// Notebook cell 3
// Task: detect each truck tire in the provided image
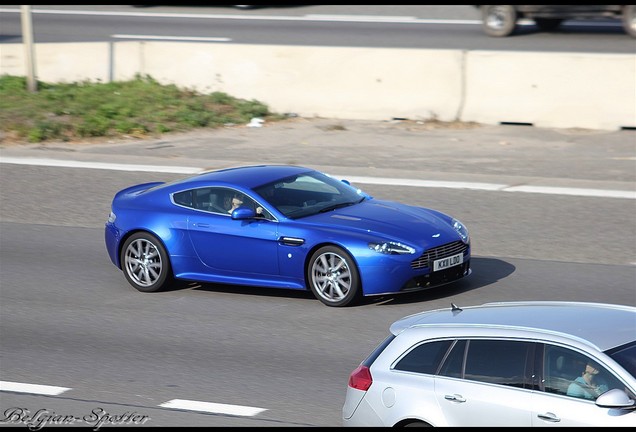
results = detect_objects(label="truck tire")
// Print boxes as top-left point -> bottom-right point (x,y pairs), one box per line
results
623,5 -> 636,38
481,5 -> 518,37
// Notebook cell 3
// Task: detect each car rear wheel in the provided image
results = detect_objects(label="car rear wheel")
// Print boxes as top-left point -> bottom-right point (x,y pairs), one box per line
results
481,5 -> 518,37
307,245 -> 360,307
121,232 -> 173,293
623,5 -> 636,38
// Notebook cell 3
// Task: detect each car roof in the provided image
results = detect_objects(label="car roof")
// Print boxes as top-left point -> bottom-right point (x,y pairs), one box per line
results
174,164 -> 314,189
390,301 -> 636,352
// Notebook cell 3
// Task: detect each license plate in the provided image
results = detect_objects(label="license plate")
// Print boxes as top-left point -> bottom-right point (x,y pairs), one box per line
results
433,253 -> 463,272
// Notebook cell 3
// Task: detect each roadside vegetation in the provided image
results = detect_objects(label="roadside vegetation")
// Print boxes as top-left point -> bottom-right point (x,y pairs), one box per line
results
0,74 -> 285,143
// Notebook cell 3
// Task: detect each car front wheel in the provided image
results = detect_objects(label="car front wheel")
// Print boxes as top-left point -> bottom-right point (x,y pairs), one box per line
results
307,246 -> 360,307
481,5 -> 518,37
121,232 -> 173,292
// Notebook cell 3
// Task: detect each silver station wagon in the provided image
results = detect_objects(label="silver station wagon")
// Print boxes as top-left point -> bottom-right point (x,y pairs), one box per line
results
343,301 -> 636,427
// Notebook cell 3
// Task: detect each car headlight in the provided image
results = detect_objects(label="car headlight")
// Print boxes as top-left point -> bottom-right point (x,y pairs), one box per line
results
368,241 -> 415,255
453,218 -> 469,243
108,211 -> 117,223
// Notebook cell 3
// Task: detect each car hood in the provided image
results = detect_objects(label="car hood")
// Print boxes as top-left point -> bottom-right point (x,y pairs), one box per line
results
304,199 -> 461,245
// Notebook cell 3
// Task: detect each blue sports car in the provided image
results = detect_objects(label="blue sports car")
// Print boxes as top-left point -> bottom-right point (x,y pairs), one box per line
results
105,165 -> 471,307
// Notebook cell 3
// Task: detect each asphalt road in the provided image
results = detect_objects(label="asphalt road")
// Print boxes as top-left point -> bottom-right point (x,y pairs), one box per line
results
1,5 -> 633,52
0,118 -> 635,427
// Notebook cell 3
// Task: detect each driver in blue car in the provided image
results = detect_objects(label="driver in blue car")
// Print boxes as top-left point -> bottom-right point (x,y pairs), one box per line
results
226,193 -> 244,214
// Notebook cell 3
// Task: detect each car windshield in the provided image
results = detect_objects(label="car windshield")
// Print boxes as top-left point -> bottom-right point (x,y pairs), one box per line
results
253,171 -> 367,219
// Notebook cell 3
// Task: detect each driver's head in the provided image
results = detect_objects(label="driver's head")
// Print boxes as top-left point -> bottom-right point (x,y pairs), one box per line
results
232,194 -> 243,206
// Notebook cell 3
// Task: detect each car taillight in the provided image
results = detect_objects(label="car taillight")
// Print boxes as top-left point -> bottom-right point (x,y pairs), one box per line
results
348,365 -> 372,391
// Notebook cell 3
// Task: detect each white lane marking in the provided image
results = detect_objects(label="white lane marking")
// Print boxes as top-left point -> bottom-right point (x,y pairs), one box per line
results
0,157 -> 201,174
344,175 -> 505,191
159,399 -> 267,416
0,380 -> 71,396
346,175 -> 636,199
0,8 -> 480,25
503,185 -> 636,200
305,14 -> 418,21
0,380 -> 265,416
1,157 -> 633,200
111,34 -> 231,42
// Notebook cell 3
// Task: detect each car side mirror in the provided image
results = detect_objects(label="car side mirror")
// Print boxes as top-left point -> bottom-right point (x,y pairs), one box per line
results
231,207 -> 256,220
341,179 -> 373,200
595,388 -> 636,409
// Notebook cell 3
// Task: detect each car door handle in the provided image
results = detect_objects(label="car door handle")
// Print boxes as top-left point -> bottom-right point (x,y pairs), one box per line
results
193,223 -> 209,228
444,394 -> 466,403
537,412 -> 561,423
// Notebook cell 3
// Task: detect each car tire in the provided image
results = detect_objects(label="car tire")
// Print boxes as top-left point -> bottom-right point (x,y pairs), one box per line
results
121,232 -> 173,293
404,421 -> 432,427
534,18 -> 564,32
481,5 -> 518,37
307,245 -> 361,307
623,5 -> 636,38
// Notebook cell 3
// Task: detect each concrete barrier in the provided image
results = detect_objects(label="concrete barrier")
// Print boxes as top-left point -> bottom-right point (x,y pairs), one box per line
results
462,50 -> 636,130
1,41 -> 634,130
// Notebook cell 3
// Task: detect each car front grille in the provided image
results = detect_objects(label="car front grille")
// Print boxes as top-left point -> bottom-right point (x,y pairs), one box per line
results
410,240 -> 469,270
402,260 -> 471,292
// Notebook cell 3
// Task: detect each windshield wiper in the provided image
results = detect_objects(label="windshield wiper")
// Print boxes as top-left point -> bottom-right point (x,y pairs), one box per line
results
319,201 -> 359,213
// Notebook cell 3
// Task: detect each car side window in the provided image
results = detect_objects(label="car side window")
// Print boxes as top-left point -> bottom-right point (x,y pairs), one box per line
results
439,339 -> 467,379
173,189 -> 193,207
220,189 -> 275,220
462,339 -> 533,389
197,187 -> 225,213
393,340 -> 454,374
543,345 -> 624,401
172,187 -> 274,219
173,187 -> 227,213
543,345 -> 588,396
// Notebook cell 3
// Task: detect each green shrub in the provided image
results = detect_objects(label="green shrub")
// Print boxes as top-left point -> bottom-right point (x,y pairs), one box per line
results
0,74 -> 280,143
77,116 -> 111,137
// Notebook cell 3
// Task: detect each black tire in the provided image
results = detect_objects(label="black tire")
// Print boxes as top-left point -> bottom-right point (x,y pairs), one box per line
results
404,421 -> 432,427
307,245 -> 361,307
534,18 -> 563,32
120,232 -> 173,293
623,5 -> 636,38
481,5 -> 518,37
